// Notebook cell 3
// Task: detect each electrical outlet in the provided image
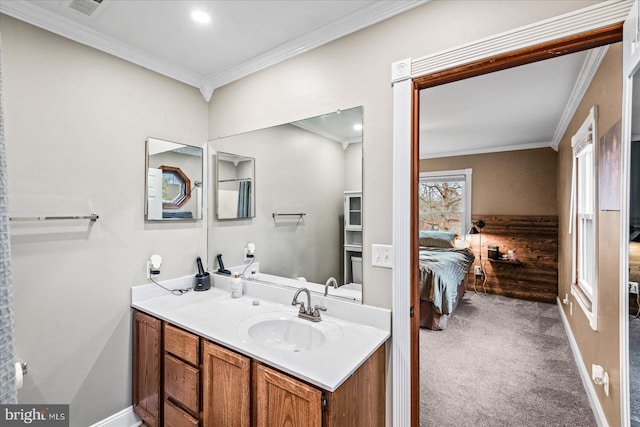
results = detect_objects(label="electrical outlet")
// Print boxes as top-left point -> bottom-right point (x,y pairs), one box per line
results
630,282 -> 639,294
474,266 -> 482,276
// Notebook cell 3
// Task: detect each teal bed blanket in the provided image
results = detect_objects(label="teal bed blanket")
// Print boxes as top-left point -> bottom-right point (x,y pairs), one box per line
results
419,247 -> 475,315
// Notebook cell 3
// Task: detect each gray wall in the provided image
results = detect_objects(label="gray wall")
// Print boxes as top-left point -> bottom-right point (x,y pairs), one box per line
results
1,15 -> 208,427
209,124 -> 349,284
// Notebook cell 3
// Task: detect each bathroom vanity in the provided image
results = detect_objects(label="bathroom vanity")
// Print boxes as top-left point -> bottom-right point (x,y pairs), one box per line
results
131,276 -> 389,426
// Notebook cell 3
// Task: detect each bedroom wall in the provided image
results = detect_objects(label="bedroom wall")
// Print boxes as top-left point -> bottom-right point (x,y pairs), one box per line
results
421,149 -> 559,302
420,148 -> 557,216
1,15 -> 208,427
557,42 -> 622,426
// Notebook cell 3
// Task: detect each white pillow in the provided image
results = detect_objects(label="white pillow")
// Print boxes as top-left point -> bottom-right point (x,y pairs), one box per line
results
454,239 -> 471,249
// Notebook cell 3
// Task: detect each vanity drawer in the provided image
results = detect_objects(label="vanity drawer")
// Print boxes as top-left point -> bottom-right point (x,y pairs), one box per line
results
164,399 -> 199,427
164,323 -> 200,366
164,354 -> 200,415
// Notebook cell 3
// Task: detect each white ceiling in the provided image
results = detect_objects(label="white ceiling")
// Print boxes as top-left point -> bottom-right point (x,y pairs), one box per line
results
420,47 -> 607,158
0,0 -> 426,100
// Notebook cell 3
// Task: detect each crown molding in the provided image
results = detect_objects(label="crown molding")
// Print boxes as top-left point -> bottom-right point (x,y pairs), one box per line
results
409,0 -> 630,80
550,45 -> 609,150
202,1 -> 429,92
0,0 -> 203,88
290,120 -> 363,148
1,0 -> 427,100
420,140 -> 551,160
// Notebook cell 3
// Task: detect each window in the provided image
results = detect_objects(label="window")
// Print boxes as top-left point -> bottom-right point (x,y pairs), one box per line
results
418,169 -> 472,237
570,106 -> 598,330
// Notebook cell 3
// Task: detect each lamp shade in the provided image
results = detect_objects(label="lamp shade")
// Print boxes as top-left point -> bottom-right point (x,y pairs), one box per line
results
468,226 -> 479,235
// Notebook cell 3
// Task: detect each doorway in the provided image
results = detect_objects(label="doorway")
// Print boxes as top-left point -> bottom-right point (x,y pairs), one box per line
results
403,23 -> 624,427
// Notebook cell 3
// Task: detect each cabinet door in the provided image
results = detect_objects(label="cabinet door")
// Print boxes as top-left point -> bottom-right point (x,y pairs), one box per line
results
202,341 -> 250,427
254,362 -> 322,427
344,193 -> 362,230
133,310 -> 161,427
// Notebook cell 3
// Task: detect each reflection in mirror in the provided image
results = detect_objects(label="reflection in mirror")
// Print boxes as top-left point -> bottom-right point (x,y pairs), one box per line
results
629,73 -> 640,426
146,137 -> 203,221
208,106 -> 363,302
216,152 -> 255,219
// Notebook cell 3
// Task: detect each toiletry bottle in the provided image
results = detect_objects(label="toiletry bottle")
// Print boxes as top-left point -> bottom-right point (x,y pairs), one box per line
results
231,272 -> 243,298
250,269 -> 258,280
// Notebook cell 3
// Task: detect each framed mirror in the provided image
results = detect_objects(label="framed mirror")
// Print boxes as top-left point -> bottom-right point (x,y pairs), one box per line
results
208,106 -> 363,302
215,152 -> 256,219
145,137 -> 203,221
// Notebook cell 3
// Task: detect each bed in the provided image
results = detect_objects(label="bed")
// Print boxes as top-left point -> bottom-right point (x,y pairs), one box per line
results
418,231 -> 475,330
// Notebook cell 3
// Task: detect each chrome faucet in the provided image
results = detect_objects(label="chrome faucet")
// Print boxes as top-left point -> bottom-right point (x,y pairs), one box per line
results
324,277 -> 338,297
291,287 -> 326,322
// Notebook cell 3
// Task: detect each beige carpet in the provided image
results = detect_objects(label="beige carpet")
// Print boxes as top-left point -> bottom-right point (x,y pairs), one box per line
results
419,293 -> 595,427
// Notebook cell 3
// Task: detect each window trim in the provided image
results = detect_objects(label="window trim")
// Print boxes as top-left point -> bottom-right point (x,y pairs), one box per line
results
418,168 -> 472,238
569,106 -> 598,331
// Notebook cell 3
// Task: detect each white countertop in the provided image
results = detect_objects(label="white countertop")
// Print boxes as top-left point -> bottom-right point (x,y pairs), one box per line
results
131,275 -> 390,391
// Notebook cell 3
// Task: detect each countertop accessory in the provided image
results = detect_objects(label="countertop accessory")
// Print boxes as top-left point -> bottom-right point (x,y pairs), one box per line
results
216,254 -> 231,275
194,256 -> 210,291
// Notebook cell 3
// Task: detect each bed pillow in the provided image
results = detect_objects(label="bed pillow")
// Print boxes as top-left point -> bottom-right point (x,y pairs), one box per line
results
454,239 -> 471,249
418,231 -> 457,248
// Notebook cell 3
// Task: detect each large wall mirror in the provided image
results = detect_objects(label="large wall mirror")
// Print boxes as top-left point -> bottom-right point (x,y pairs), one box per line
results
208,106 -> 363,302
145,137 -> 203,221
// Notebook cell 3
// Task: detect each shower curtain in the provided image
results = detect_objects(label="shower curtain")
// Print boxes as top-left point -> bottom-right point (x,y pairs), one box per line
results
237,180 -> 251,218
0,35 -> 17,403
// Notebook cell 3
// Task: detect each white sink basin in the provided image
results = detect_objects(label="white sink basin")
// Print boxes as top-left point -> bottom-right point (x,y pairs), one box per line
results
238,312 -> 343,352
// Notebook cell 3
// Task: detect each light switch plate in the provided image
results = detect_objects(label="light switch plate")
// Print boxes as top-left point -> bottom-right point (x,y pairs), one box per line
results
372,244 -> 393,268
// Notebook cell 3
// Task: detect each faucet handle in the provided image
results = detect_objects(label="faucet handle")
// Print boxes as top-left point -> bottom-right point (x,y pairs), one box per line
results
312,305 -> 327,317
295,301 -> 306,313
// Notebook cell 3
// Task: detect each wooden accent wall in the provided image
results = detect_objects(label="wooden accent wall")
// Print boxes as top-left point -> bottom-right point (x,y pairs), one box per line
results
467,215 -> 558,304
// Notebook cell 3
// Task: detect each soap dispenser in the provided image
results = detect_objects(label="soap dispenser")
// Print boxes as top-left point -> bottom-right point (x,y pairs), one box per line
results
231,272 -> 243,298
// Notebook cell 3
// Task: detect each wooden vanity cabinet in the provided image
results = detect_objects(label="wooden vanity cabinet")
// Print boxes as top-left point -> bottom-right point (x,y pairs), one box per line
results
133,310 -> 385,427
133,311 -> 161,427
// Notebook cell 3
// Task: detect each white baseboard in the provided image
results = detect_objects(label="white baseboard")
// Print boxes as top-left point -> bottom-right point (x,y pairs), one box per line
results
89,406 -> 142,427
556,298 -> 608,427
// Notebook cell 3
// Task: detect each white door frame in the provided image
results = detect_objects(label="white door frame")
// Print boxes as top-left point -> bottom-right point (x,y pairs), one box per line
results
390,1 -> 631,424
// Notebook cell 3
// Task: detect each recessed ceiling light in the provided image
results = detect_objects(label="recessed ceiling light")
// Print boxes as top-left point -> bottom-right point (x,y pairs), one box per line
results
191,10 -> 211,24
353,123 -> 363,131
